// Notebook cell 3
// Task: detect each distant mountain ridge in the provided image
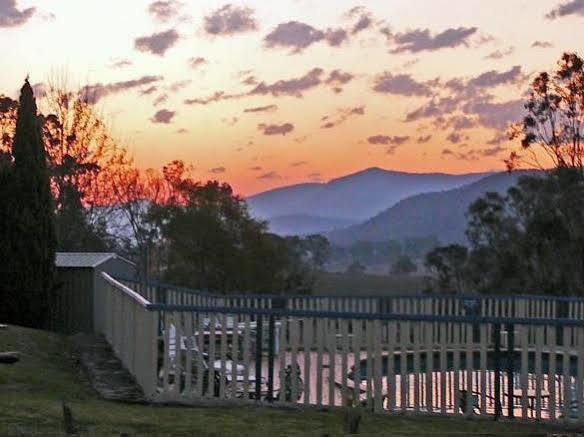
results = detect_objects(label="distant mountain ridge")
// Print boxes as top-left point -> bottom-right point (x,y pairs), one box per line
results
246,167 -> 494,223
327,170 -> 539,246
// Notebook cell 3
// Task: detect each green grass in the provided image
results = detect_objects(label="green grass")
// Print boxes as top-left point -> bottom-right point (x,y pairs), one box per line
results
313,272 -> 427,296
0,325 -> 576,436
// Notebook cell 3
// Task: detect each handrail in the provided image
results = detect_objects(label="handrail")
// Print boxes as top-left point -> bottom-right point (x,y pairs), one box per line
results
114,275 -> 584,303
145,302 -> 584,327
101,272 -> 152,308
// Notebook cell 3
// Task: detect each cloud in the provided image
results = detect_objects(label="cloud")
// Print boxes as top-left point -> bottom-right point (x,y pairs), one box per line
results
446,132 -> 464,144
243,104 -> 278,113
264,21 -> 351,53
487,131 -> 508,145
169,79 -> 191,92
0,0 -> 35,27
532,40 -> 554,48
290,161 -> 307,167
185,68 -> 347,105
467,65 -> 524,88
546,0 -> 584,19
405,97 -> 460,121
462,98 -> 523,130
264,21 -> 325,52
325,28 -> 348,46
148,1 -> 182,22
352,14 -> 372,34
441,115 -> 477,130
257,122 -> 294,136
209,166 -> 226,174
481,146 -> 505,156
140,86 -> 158,96
320,105 -> 365,129
388,27 -> 478,53
249,166 -> 262,171
257,171 -> 281,180
108,58 -> 133,69
417,135 -> 432,143
325,69 -> 354,93
188,57 -> 207,69
373,72 -> 433,97
82,75 -> 163,103
250,68 -> 324,97
484,47 -> 514,59
175,128 -> 188,134
204,4 -> 257,36
184,90 -> 243,105
153,94 -> 168,106
135,29 -> 179,56
150,109 -> 176,124
367,135 -> 410,145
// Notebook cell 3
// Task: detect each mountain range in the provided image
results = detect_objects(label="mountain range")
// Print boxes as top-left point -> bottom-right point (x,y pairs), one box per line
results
246,167 -> 539,245
327,171 -> 536,246
246,167 -> 493,224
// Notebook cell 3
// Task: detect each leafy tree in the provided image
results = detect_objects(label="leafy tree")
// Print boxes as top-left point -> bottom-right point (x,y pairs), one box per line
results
302,234 -> 331,270
508,52 -> 584,173
147,178 -> 313,294
390,255 -> 417,276
2,79 -> 56,328
425,245 -> 469,294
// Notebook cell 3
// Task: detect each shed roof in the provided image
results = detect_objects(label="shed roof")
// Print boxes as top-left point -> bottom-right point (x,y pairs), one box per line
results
55,252 -> 135,268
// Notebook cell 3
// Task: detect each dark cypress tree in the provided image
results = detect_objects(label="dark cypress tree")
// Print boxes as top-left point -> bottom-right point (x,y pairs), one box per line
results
8,78 -> 56,329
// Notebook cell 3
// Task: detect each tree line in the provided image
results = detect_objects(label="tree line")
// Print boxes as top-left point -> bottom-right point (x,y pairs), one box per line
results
0,77 -> 326,328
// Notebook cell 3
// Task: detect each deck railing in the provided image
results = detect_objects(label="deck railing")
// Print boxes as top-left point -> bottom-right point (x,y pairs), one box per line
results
101,273 -> 584,422
116,276 -> 584,320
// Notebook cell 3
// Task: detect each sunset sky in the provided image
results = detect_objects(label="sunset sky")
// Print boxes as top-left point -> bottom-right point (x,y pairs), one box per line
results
1,0 -> 584,195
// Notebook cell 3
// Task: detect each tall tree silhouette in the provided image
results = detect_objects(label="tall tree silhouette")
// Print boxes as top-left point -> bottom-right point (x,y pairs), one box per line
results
9,79 -> 56,328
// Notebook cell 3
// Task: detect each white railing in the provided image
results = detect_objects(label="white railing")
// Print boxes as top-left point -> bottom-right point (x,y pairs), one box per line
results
101,272 -> 158,398
97,275 -> 584,423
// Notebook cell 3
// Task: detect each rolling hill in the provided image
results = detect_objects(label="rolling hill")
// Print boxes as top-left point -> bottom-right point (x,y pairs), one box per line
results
246,167 -> 494,224
327,171 -> 538,246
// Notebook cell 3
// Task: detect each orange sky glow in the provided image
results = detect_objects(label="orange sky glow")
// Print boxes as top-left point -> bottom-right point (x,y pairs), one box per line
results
1,0 -> 583,195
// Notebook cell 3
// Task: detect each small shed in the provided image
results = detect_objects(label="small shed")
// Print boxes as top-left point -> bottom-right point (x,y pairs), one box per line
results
55,252 -> 136,334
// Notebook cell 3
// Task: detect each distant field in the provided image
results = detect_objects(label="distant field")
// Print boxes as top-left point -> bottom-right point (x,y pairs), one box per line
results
0,325 -> 574,436
313,272 -> 427,296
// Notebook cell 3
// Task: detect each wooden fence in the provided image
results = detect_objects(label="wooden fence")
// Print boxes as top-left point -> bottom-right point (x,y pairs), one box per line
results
117,276 -> 584,320
102,274 -> 584,423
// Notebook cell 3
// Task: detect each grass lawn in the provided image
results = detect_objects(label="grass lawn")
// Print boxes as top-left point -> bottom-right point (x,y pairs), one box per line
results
0,325 -> 577,436
313,272 -> 426,296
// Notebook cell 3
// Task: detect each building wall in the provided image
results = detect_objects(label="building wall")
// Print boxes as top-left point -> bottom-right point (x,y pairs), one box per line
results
54,267 -> 94,334
56,256 -> 137,335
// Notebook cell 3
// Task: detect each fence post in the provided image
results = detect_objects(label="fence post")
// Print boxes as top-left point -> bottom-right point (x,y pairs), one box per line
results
268,314 -> 275,401
255,314 -> 263,400
507,322 -> 515,418
493,323 -> 502,420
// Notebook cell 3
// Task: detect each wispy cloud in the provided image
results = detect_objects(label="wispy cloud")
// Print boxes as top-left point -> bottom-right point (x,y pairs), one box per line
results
546,0 -> 584,19
150,108 -> 176,124
387,27 -> 478,53
0,0 -> 36,27
243,104 -> 278,113
204,4 -> 257,36
258,122 -> 294,136
135,29 -> 180,56
82,75 -> 163,103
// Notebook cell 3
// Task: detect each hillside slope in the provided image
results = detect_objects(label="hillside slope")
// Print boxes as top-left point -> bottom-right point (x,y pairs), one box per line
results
328,171 -> 537,246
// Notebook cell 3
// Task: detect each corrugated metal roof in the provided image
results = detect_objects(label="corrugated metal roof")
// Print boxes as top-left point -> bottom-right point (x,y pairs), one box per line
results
55,252 -> 134,268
